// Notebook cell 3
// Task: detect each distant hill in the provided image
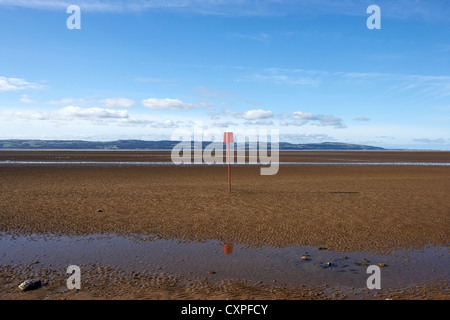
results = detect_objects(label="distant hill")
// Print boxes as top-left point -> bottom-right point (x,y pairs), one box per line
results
278,141 -> 384,150
0,139 -> 384,150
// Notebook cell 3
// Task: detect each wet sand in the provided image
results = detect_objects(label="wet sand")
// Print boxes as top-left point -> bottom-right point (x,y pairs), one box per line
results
0,151 -> 449,300
1,149 -> 449,163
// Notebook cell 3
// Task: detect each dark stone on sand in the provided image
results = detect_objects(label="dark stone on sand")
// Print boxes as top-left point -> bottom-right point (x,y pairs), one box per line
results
355,262 -> 368,266
18,279 -> 41,291
97,209 -> 103,213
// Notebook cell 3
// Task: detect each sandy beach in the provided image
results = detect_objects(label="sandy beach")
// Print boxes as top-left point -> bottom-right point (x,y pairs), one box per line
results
0,151 -> 449,300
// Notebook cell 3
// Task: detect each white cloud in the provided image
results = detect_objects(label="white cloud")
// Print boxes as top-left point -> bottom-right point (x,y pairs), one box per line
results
413,138 -> 446,143
20,94 -> 36,104
207,111 -> 222,120
241,72 -> 319,86
0,76 -> 43,91
280,133 -> 336,144
56,106 -> 129,119
196,86 -> 231,99
47,98 -> 87,105
99,97 -> 135,108
280,120 -> 308,126
221,108 -> 274,122
212,121 -> 237,128
291,111 -> 315,120
117,118 -> 180,128
354,116 -> 370,121
1,110 -> 49,121
48,97 -> 136,108
244,119 -> 274,126
291,111 -> 346,129
141,98 -> 197,110
157,120 -> 178,128
242,109 -> 273,120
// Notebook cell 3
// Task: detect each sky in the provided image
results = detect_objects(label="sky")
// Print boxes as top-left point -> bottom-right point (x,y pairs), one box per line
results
0,0 -> 449,150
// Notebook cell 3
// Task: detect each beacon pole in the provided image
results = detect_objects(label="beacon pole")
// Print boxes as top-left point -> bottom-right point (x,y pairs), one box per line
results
224,132 -> 234,193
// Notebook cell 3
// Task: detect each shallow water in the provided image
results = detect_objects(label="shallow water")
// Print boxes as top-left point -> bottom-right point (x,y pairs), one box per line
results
0,233 -> 448,291
0,161 -> 449,167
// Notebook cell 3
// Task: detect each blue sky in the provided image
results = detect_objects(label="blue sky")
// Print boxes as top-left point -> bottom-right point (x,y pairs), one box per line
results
0,0 -> 449,149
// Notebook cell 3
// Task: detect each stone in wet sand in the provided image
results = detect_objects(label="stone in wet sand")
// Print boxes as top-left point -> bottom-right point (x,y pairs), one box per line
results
18,279 -> 41,291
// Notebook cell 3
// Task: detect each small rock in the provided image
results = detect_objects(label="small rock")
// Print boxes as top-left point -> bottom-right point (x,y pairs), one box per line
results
96,209 -> 103,213
378,263 -> 387,268
326,262 -> 332,267
208,271 -> 216,274
18,279 -> 41,291
300,256 -> 308,260
318,247 -> 328,251
355,262 -> 367,266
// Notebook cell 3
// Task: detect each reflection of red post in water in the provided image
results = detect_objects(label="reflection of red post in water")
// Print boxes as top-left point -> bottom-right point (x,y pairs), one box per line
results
223,243 -> 233,255
223,132 -> 234,193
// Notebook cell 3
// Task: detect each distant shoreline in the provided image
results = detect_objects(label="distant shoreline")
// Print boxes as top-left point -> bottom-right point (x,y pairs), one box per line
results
0,139 -> 385,151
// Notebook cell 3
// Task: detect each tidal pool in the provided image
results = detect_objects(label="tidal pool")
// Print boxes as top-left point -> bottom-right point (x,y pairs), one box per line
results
0,232 -> 448,291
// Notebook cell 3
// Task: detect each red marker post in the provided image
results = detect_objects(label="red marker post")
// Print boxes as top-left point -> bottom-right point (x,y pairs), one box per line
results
223,243 -> 233,255
224,132 -> 234,193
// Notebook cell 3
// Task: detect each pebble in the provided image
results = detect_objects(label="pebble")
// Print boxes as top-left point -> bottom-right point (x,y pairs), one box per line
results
326,262 -> 332,266
378,263 -> 387,268
18,279 -> 41,291
300,256 -> 308,260
97,209 -> 103,213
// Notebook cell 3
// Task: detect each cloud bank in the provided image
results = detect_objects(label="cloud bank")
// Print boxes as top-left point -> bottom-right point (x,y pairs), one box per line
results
0,76 -> 43,91
141,98 -> 197,110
